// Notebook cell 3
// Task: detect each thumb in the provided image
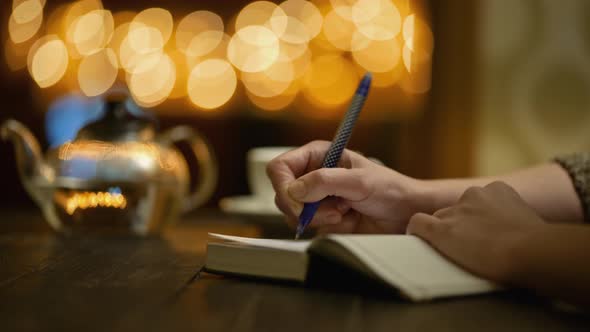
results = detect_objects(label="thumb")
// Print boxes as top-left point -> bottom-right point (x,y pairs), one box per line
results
406,213 -> 443,244
287,168 -> 371,203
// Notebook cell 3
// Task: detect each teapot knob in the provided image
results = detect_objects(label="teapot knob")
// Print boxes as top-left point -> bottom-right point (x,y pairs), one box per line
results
157,126 -> 218,212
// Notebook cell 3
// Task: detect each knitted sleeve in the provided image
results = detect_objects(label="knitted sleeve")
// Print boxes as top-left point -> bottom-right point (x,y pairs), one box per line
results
554,153 -> 590,222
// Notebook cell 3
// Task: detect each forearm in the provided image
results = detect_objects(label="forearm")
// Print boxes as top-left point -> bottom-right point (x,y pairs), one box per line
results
418,163 -> 583,223
507,223 -> 590,307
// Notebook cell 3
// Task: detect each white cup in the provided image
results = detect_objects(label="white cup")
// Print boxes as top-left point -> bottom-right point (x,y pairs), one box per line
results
247,146 -> 294,203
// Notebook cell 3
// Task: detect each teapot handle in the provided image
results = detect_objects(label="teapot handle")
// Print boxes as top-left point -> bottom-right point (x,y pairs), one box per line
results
158,126 -> 218,213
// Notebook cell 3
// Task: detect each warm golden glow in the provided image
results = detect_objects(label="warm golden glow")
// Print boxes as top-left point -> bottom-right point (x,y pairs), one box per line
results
64,0 -> 104,49
70,9 -> 114,56
329,0 -> 356,20
247,80 -> 299,111
167,50 -> 189,99
282,46 -> 311,79
188,59 -> 237,110
352,36 -> 401,73
403,14 -> 434,55
352,0 -> 401,41
242,60 -> 295,98
130,8 -> 174,46
275,0 -> 323,41
8,0 -> 434,112
227,25 -> 280,73
119,25 -> 164,74
5,39 -> 30,70
176,11 -> 224,57
78,48 -> 118,96
8,0 -> 43,44
302,54 -> 358,108
235,1 -> 284,32
321,9 -> 367,51
12,0 -> 43,24
12,0 -> 46,11
65,191 -> 127,215
186,33 -> 231,68
28,36 -> 69,88
362,64 -> 404,87
128,53 -> 176,107
58,140 -> 177,169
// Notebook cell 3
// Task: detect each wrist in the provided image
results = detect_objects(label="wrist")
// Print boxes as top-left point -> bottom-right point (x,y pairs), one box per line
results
411,179 -> 448,214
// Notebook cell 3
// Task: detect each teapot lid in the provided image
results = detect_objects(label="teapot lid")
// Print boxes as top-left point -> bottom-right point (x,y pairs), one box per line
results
75,92 -> 158,141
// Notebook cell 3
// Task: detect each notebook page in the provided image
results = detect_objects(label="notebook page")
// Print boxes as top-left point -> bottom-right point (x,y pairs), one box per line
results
326,235 -> 498,301
208,233 -> 311,252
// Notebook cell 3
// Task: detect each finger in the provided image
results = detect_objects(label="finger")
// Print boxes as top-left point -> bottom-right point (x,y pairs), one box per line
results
485,181 -> 522,200
307,197 -> 351,228
316,211 -> 360,234
433,206 -> 455,218
459,186 -> 485,202
274,194 -> 302,219
266,141 -> 334,193
287,168 -> 372,203
406,213 -> 443,244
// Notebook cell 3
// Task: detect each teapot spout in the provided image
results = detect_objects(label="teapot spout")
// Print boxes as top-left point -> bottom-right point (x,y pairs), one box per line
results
1,120 -> 53,202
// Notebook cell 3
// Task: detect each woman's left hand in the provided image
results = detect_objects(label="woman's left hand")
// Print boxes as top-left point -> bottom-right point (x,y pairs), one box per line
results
407,181 -> 546,283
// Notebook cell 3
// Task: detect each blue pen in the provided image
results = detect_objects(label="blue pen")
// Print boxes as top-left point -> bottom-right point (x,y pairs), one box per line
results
295,72 -> 372,239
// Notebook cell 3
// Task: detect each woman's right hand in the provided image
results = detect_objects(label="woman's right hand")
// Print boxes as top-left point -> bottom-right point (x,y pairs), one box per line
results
266,141 -> 430,234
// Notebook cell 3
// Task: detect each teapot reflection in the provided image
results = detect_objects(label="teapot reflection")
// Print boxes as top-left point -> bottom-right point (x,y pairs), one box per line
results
2,94 -> 218,235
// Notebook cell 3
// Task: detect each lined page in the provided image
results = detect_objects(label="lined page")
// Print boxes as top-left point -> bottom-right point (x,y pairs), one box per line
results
208,233 -> 311,252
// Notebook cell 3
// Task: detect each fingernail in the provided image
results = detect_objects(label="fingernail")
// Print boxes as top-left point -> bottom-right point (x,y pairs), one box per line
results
290,201 -> 303,216
288,180 -> 306,199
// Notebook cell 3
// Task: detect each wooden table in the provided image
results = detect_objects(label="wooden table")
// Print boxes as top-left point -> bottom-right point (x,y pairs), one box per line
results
1,208 -> 588,331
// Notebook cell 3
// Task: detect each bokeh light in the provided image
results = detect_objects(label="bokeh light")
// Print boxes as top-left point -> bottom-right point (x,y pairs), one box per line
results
321,9 -> 367,51
130,8 -> 174,46
128,53 -> 176,107
276,0 -> 324,40
70,9 -> 114,56
188,59 -> 237,110
119,25 -> 164,74
9,0 -> 44,44
235,1 -> 284,32
403,14 -> 434,55
329,0 -> 356,20
352,0 -> 401,41
7,0 -> 433,113
352,36 -> 401,73
302,54 -> 359,108
27,35 -> 69,88
78,48 -> 118,96
247,80 -> 299,111
227,25 -> 280,73
186,33 -> 231,68
176,11 -> 224,57
242,60 -> 295,98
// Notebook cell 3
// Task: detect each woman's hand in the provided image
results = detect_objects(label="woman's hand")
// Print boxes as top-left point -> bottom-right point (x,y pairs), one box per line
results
266,140 -> 429,234
407,181 -> 546,282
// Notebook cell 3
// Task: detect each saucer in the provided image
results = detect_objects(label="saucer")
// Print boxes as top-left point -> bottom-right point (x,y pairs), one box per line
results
219,195 -> 283,223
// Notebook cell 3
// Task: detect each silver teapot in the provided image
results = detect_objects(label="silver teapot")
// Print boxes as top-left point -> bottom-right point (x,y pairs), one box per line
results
1,95 -> 217,235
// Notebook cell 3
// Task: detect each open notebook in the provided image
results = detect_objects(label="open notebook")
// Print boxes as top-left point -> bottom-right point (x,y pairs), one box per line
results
204,233 -> 499,301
